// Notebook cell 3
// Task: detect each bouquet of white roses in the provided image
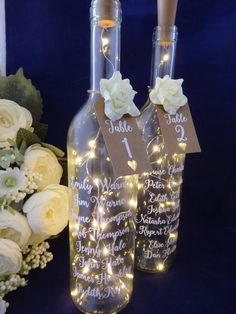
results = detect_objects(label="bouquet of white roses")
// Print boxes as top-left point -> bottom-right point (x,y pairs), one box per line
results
0,69 -> 69,313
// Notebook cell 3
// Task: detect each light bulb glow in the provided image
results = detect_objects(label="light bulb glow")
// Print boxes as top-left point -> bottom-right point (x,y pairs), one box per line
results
90,151 -> 96,159
88,140 -> 96,148
163,54 -> 170,61
157,263 -> 164,271
102,37 -> 109,47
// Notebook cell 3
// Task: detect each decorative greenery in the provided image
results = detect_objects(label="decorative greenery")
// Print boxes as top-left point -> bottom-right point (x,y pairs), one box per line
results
16,128 -> 42,149
0,68 -> 68,313
0,68 -> 43,123
33,122 -> 48,142
41,143 -> 65,158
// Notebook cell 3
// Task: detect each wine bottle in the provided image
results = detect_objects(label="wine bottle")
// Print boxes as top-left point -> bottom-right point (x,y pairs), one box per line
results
67,1 -> 137,312
135,0 -> 185,273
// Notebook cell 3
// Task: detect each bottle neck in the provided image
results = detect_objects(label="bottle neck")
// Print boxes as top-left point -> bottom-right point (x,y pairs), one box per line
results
150,26 -> 178,88
90,1 -> 121,92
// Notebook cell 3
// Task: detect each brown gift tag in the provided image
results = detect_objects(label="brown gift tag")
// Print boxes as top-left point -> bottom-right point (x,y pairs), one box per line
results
94,96 -> 152,178
156,104 -> 201,154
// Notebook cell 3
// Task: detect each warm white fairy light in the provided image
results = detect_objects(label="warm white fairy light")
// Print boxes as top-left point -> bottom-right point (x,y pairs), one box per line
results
107,263 -> 113,275
136,111 -> 185,272
163,54 -> 170,62
89,151 -> 96,159
169,233 -> 176,239
102,37 -> 109,49
129,199 -> 136,207
159,53 -> 170,67
83,265 -> 90,274
68,9 -> 138,310
71,288 -> 78,297
101,222 -> 107,230
88,140 -> 96,148
137,183 -> 142,190
70,133 -> 136,306
75,156 -> 82,166
93,178 -> 99,185
92,219 -> 98,228
179,142 -> 187,150
157,263 -> 164,271
98,206 -> 104,213
103,247 -> 109,255
153,145 -> 160,153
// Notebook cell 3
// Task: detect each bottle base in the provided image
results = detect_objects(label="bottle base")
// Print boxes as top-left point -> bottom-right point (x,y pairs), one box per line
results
71,296 -> 131,314
135,254 -> 176,273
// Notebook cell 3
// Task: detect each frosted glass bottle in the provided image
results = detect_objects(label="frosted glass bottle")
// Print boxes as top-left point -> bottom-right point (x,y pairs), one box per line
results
135,26 -> 185,273
67,1 -> 137,313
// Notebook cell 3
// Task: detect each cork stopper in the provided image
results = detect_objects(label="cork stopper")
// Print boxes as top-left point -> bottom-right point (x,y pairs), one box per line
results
91,0 -> 121,28
157,0 -> 178,44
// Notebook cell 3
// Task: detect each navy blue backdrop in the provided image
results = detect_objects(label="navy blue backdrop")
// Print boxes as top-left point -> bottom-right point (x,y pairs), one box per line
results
5,0 -> 236,313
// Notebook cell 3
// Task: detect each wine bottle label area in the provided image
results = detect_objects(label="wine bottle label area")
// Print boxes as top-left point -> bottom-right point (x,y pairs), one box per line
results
94,96 -> 152,178
69,172 -> 137,302
136,154 -> 184,271
156,104 -> 201,155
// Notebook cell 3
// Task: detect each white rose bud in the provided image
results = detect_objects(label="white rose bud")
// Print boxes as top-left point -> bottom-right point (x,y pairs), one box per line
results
23,184 -> 69,237
0,210 -> 31,248
0,239 -> 22,276
21,145 -> 63,191
0,99 -> 33,148
150,75 -> 188,115
100,71 -> 140,121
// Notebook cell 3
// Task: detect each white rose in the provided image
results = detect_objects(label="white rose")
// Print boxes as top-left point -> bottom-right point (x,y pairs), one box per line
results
23,184 -> 69,237
27,233 -> 48,246
0,298 -> 8,314
150,75 -> 188,115
21,145 -> 63,191
0,239 -> 22,276
100,71 -> 140,121
0,99 -> 33,148
0,210 -> 31,248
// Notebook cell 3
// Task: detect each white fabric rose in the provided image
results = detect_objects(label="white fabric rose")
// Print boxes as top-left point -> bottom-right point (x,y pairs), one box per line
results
27,233 -> 48,246
0,239 -> 22,276
23,184 -> 69,237
100,71 -> 140,121
0,210 -> 31,248
150,75 -> 188,115
0,298 -> 8,314
21,145 -> 63,191
0,99 -> 33,148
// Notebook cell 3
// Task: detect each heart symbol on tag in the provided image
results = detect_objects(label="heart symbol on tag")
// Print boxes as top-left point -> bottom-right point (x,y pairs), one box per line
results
128,160 -> 137,172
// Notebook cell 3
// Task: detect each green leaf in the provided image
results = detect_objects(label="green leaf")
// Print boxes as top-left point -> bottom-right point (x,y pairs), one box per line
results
0,68 -> 43,123
16,128 -> 42,148
0,196 -> 5,206
33,122 -> 48,141
42,143 -> 65,158
19,140 -> 27,155
7,139 -> 16,147
7,205 -> 16,215
0,150 -> 13,169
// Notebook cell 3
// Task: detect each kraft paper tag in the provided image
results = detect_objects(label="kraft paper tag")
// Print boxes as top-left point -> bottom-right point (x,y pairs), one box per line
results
94,96 -> 152,178
156,104 -> 201,154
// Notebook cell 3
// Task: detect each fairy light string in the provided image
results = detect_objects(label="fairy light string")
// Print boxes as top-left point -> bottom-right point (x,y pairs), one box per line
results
68,24 -> 137,307
136,101 -> 185,272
